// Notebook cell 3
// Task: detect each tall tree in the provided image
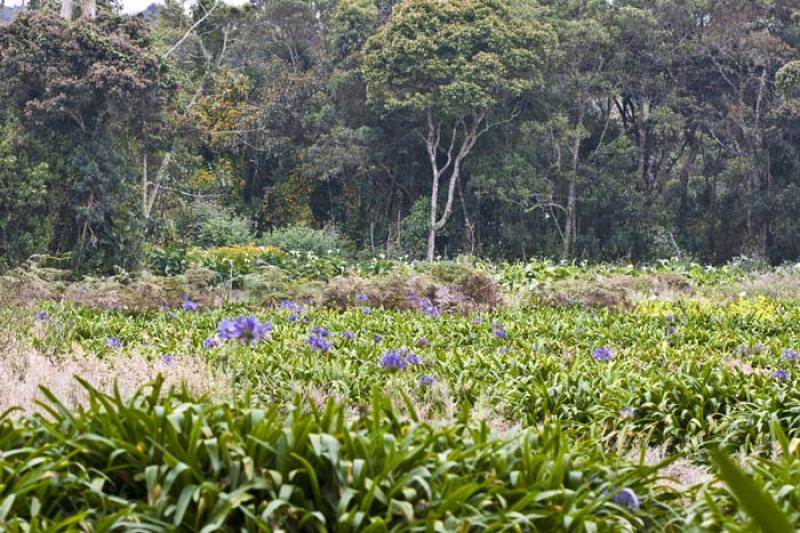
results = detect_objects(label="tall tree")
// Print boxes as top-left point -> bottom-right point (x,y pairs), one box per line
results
363,0 -> 555,260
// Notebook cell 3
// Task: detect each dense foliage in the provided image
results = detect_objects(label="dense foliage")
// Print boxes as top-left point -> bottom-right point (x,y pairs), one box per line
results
0,0 -> 799,272
5,259 -> 800,529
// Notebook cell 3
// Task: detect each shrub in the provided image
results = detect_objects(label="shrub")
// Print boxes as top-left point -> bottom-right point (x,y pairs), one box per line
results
261,224 -> 352,256
190,202 -> 255,247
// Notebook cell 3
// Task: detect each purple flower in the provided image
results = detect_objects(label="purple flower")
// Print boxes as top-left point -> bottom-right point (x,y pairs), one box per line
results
773,369 -> 790,380
373,334 -> 383,343
379,350 -> 408,372
311,326 -> 331,337
288,313 -> 299,322
612,488 -> 640,510
356,292 -> 369,302
620,406 -> 637,420
342,329 -> 356,339
782,348 -> 799,361
665,314 -> 675,323
419,298 -> 440,317
667,326 -> 676,335
418,375 -> 437,387
592,346 -> 613,361
417,337 -> 429,346
361,307 -> 371,315
218,316 -> 273,345
106,337 -> 123,348
734,343 -> 750,356
280,300 -> 302,311
35,310 -> 49,320
494,328 -> 508,339
203,337 -> 220,349
307,334 -> 332,352
181,297 -> 199,311
405,352 -> 422,365
160,305 -> 170,312
160,353 -> 177,366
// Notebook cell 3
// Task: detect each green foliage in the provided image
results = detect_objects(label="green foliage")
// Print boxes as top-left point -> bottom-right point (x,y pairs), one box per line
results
0,379 -> 679,530
191,202 -> 255,248
262,225 -> 352,257
363,0 -> 554,114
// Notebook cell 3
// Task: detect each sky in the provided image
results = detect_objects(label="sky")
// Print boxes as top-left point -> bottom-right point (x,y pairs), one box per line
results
6,0 -> 247,15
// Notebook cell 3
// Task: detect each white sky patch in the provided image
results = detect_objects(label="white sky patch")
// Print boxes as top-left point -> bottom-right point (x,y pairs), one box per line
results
5,0 -> 248,15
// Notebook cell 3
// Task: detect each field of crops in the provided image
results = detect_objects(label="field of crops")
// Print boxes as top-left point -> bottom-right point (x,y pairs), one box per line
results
4,255 -> 800,531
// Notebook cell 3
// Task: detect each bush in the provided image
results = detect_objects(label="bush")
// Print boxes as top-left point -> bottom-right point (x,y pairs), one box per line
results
190,202 -> 255,247
261,225 -> 351,256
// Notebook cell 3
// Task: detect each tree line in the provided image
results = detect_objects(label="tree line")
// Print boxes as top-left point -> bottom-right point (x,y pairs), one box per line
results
1,0 -> 800,271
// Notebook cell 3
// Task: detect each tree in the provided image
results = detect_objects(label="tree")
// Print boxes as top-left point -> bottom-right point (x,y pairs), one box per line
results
363,0 -> 555,260
0,11 -> 173,272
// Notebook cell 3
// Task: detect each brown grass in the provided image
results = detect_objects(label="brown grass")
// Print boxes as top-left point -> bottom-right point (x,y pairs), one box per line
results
0,335 -> 226,415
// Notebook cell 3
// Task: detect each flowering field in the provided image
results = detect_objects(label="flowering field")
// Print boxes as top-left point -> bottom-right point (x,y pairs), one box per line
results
4,260 -> 800,530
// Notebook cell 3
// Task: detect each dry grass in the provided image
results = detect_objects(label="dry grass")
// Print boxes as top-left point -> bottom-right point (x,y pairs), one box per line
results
631,446 -> 715,491
0,334 -> 227,415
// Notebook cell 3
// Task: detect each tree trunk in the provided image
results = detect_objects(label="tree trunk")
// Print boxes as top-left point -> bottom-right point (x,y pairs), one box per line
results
562,111 -> 584,259
60,0 -> 73,20
80,0 -> 96,19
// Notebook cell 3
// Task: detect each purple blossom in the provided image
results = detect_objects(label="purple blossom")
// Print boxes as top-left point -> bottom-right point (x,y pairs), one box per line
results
311,326 -> 331,337
160,353 -> 177,366
373,334 -> 383,343
106,337 -> 123,348
418,375 -> 437,387
665,314 -> 675,323
379,350 -> 408,372
160,305 -> 170,312
773,369 -> 790,380
342,329 -> 356,340
620,406 -> 637,420
419,298 -> 440,317
203,337 -> 221,349
181,297 -> 199,311
35,310 -> 49,320
356,292 -> 369,302
494,328 -> 508,339
592,346 -> 614,361
612,488 -> 640,510
361,307 -> 371,315
782,348 -> 799,361
417,337 -> 429,346
405,352 -> 422,365
280,300 -> 302,311
288,313 -> 299,322
218,316 -> 273,345
307,334 -> 332,352
667,326 -> 676,335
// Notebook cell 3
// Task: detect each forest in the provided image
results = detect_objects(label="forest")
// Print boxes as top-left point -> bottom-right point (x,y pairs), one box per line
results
1,0 -> 800,272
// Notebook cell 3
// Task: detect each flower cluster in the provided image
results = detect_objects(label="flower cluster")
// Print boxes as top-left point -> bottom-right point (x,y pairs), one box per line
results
106,337 -> 123,348
342,329 -> 356,340
419,297 -> 440,317
307,326 -> 333,352
203,337 -> 221,349
611,488 -> 640,510
35,310 -> 49,320
592,346 -> 614,361
181,297 -> 199,311
379,348 -> 422,372
773,369 -> 790,380
218,316 -> 273,345
782,348 -> 798,361
160,353 -> 177,366
494,328 -> 508,339
418,375 -> 437,386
